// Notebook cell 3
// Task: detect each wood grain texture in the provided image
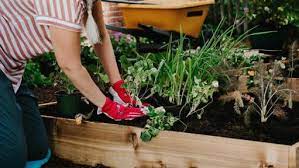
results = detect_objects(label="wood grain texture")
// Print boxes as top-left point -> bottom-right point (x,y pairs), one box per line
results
43,115 -> 296,168
287,78 -> 299,102
289,142 -> 299,168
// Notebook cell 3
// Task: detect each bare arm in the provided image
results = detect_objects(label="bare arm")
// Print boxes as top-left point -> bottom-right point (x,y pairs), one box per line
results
91,1 -> 122,84
49,26 -> 106,107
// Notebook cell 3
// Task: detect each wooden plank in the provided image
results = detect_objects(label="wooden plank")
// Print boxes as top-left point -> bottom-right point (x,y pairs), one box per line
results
39,101 -> 57,108
289,142 -> 299,168
43,115 -> 293,168
287,78 -> 299,102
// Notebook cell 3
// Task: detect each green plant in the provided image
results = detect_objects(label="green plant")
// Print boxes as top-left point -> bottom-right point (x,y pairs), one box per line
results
124,56 -> 160,101
24,60 -> 53,88
188,79 -> 218,117
80,37 -> 110,90
248,0 -> 299,28
226,49 -> 263,69
81,37 -> 100,71
36,52 -> 58,75
124,20 -> 256,117
111,34 -> 138,71
140,106 -> 178,142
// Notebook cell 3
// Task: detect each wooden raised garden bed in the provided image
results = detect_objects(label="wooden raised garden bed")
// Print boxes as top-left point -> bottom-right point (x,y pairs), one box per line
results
42,115 -> 299,168
288,78 -> 299,102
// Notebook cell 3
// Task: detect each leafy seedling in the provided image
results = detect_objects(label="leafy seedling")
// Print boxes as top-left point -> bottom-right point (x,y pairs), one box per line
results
141,106 -> 178,142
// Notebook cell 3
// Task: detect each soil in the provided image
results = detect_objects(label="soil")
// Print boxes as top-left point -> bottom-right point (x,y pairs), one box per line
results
148,95 -> 299,145
33,87 -> 59,104
179,102 -> 299,145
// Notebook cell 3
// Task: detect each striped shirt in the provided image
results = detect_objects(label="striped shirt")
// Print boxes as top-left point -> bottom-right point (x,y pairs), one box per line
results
0,0 -> 86,92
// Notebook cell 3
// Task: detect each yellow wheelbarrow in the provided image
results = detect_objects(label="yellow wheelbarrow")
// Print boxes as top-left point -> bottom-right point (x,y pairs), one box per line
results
103,0 -> 215,52
118,0 -> 215,38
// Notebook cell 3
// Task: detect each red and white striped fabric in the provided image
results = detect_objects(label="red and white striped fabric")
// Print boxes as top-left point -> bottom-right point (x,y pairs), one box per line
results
0,0 -> 86,92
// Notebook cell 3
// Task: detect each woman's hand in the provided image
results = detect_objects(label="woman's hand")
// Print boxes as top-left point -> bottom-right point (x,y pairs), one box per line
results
49,26 -> 106,107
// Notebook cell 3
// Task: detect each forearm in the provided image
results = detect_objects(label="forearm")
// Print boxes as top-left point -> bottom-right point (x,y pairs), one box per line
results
48,9 -> 108,108
92,1 -> 121,84
94,30 -> 114,59
93,30 -> 121,84
62,65 -> 105,107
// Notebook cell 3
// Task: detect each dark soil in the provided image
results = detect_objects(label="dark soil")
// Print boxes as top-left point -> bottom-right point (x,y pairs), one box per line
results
179,102 -> 299,145
43,155 -> 109,168
146,95 -> 299,145
33,87 -> 59,104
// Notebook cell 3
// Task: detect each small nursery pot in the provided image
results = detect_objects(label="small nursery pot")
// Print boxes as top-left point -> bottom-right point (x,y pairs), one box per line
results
55,91 -> 81,118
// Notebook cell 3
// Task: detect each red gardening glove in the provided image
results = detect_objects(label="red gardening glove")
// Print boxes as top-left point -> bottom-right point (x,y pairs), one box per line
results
97,98 -> 146,121
109,80 -> 150,107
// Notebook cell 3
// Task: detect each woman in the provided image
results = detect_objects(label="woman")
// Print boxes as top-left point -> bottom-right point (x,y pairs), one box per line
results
0,0 -> 147,167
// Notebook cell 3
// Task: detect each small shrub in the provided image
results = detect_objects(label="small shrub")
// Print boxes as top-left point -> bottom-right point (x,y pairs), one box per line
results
248,0 -> 299,28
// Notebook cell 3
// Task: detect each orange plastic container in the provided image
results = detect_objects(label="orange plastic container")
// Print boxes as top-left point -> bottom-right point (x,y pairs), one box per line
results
118,0 -> 215,38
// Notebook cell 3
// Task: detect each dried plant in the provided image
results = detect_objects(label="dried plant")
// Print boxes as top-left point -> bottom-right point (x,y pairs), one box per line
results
220,59 -> 295,124
287,40 -> 298,109
246,60 -> 294,123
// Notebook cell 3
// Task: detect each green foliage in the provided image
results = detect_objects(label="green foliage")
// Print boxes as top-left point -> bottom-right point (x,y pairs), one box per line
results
140,106 -> 178,142
24,36 -> 109,90
226,49 -> 263,68
81,37 -> 109,89
124,57 -> 159,99
37,52 -> 56,66
111,34 -> 138,71
52,37 -> 108,94
124,40 -> 222,117
248,0 -> 299,28
24,60 -> 53,88
81,37 -> 100,71
124,20 -> 255,117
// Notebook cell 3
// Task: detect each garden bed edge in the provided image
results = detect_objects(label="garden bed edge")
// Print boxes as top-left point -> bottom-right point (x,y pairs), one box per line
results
42,115 -> 299,168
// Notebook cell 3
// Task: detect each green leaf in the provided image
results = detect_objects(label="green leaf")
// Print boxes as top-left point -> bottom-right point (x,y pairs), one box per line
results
140,130 -> 152,142
149,128 -> 160,137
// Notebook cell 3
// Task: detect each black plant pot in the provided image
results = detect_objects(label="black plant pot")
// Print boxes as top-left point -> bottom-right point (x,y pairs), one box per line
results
55,91 -> 81,118
250,26 -> 287,51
